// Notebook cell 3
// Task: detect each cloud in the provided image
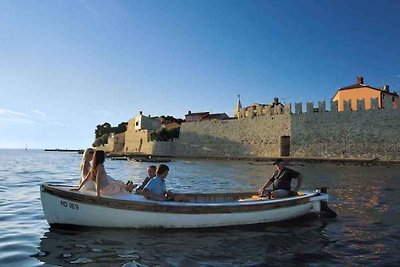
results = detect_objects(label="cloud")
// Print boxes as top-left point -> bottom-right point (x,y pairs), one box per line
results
0,109 -> 34,124
0,108 -> 48,124
0,109 -> 26,117
30,109 -> 47,118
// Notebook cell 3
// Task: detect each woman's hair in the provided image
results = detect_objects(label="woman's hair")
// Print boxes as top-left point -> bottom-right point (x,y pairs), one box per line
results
81,148 -> 94,162
80,148 -> 94,173
89,150 -> 105,178
156,164 -> 169,175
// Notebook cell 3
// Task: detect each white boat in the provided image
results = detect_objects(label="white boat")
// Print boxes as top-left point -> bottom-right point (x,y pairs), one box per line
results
40,184 -> 334,229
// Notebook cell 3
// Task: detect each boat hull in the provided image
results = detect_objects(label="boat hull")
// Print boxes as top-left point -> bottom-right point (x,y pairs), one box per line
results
40,184 -> 326,228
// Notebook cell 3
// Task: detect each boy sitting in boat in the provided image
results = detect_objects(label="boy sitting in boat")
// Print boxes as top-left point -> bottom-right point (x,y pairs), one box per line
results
258,159 -> 303,199
135,165 -> 157,193
139,164 -> 174,201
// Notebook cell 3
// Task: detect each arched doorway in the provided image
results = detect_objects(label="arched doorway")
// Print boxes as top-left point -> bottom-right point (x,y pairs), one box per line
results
280,136 -> 290,156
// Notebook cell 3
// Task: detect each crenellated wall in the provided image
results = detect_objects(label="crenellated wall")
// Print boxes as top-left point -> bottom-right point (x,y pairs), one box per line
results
175,97 -> 400,159
291,102 -> 400,159
293,110 -> 400,159
293,97 -> 394,113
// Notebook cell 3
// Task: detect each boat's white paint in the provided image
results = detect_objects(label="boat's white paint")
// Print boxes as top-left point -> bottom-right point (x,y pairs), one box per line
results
40,186 -> 327,228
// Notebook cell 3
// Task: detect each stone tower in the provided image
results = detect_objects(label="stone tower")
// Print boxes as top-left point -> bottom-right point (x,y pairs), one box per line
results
234,94 -> 242,118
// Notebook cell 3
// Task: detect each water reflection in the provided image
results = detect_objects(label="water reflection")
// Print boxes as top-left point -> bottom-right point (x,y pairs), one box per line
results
34,219 -> 336,267
2,150 -> 400,266
29,161 -> 400,266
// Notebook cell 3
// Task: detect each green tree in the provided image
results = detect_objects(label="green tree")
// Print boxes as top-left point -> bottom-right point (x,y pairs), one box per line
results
113,122 -> 128,134
163,115 -> 184,124
94,122 -> 127,146
95,122 -> 112,138
150,128 -> 180,141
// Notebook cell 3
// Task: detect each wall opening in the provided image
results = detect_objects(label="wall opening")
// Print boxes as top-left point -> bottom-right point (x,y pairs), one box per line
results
138,138 -> 143,152
280,136 -> 290,156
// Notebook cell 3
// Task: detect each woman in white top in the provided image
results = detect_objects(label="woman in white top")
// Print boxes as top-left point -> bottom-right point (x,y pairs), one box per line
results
77,150 -> 136,196
79,148 -> 94,183
78,148 -> 95,191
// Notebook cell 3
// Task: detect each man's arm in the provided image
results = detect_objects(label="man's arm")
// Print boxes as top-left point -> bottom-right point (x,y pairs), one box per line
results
140,188 -> 166,201
136,177 -> 150,193
258,178 -> 273,195
294,174 -> 303,191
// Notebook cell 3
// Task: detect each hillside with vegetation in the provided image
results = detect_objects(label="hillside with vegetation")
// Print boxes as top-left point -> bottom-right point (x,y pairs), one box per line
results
92,116 -> 184,146
93,122 -> 127,147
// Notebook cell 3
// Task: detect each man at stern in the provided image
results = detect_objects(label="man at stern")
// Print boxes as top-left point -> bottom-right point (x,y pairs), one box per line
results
258,159 -> 303,199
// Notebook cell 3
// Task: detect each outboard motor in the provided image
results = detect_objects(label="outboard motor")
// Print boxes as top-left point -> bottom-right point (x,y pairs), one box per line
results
320,187 -> 337,218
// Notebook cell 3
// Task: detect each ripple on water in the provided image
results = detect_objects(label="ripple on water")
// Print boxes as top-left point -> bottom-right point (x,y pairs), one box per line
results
70,257 -> 93,264
0,234 -> 40,266
1,150 -> 400,266
122,262 -> 149,267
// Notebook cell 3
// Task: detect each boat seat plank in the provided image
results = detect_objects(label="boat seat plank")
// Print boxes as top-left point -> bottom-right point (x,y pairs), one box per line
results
239,195 -> 269,202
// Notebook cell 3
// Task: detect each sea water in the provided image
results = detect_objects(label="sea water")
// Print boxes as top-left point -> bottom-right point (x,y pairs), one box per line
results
0,149 -> 399,266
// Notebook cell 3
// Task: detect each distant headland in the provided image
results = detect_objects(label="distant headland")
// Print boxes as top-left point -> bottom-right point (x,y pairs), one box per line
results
44,149 -> 84,154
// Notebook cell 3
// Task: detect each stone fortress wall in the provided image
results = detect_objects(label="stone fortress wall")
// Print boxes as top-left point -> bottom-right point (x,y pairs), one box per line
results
103,95 -> 400,160
175,113 -> 291,157
291,98 -> 400,160
174,97 -> 400,160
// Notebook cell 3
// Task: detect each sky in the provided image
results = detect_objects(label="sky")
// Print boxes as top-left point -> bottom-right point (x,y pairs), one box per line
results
0,0 -> 399,149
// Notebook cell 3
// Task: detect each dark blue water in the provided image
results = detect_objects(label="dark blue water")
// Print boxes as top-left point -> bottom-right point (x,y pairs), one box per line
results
0,149 -> 399,266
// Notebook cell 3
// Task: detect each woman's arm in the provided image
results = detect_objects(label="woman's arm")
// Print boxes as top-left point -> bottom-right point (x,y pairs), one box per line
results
77,176 -> 89,190
74,171 -> 91,191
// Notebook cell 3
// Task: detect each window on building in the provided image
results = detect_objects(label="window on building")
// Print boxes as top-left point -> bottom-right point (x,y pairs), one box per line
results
135,121 -> 139,126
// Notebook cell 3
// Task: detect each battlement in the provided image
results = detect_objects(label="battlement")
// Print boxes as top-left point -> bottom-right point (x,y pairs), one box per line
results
237,97 -> 398,119
292,97 -> 397,114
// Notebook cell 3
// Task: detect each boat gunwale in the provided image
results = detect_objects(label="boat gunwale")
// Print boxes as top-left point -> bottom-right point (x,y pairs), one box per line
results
41,184 -> 319,214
